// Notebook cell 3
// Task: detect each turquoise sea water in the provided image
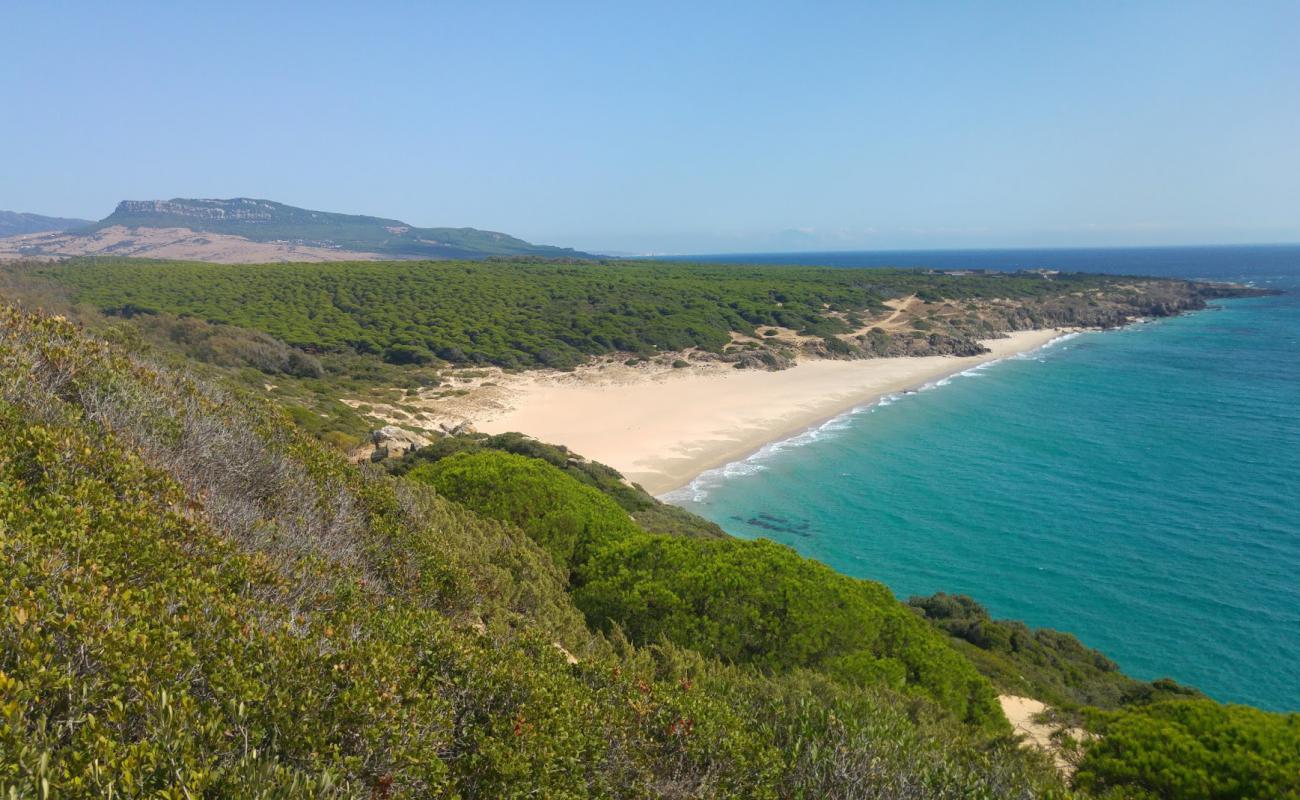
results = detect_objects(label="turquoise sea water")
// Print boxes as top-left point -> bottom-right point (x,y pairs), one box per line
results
667,246 -> 1300,712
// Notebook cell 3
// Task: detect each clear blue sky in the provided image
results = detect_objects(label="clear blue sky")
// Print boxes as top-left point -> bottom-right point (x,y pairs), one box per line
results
5,1 -> 1298,253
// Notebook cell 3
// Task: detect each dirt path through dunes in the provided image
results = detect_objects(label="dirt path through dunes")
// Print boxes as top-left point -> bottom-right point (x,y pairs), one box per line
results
876,294 -> 920,330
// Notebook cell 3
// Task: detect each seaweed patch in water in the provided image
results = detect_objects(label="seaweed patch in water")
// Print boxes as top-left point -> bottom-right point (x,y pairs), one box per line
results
731,512 -> 814,537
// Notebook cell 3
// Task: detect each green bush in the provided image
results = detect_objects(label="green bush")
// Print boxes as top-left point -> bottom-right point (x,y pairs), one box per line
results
393,432 -> 726,539
1075,700 -> 1300,799
910,592 -> 1201,709
575,536 -> 1006,731
408,450 -> 642,568
408,448 -> 1002,728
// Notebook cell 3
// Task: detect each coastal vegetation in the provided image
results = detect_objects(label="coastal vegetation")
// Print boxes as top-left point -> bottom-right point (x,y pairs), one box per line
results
0,304 -> 1065,797
1,260 -> 1295,797
908,593 -> 1202,710
406,450 -> 1002,730
20,256 -> 1256,370
391,431 -> 726,539
2,256 -> 1269,452
1077,700 -> 1300,799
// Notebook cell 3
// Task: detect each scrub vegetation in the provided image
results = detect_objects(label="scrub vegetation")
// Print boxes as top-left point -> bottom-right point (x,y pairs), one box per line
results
26,257 -> 1254,369
0,260 -> 1294,797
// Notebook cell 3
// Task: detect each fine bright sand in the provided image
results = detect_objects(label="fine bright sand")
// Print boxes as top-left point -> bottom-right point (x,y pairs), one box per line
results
471,329 -> 1068,495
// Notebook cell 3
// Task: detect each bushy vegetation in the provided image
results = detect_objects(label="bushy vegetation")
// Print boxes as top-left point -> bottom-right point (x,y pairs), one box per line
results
392,431 -> 726,539
909,593 -> 1201,709
1075,700 -> 1300,799
0,263 -> 447,444
576,536 -> 1005,731
115,310 -> 326,377
409,451 -> 642,568
0,305 -> 1069,798
408,451 -> 1004,730
2,296 -> 1294,798
28,257 -> 1209,369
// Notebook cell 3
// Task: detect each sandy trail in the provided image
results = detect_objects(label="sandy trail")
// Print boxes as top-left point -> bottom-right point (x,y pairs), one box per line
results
999,695 -> 1087,776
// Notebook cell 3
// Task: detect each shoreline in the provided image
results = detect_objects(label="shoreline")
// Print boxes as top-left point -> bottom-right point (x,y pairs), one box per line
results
642,328 -> 1074,496
656,329 -> 1085,500
461,327 -> 1074,495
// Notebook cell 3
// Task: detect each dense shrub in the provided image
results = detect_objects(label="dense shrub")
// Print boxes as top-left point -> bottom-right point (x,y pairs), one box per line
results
910,593 -> 1201,709
1075,700 -> 1300,799
409,450 -> 1004,730
393,432 -> 726,538
126,312 -> 326,377
575,536 -> 1005,731
408,450 -> 642,568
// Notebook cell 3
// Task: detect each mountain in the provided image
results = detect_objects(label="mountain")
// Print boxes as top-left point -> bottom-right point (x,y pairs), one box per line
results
0,197 -> 591,262
0,210 -> 93,236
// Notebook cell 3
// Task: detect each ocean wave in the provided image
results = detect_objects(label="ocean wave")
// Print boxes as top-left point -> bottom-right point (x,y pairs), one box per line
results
660,404 -> 876,503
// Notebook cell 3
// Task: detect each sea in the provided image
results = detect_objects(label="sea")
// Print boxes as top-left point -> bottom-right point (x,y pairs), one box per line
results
662,245 -> 1300,712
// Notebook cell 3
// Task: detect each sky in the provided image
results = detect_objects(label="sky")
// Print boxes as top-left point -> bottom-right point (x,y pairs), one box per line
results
4,1 -> 1299,254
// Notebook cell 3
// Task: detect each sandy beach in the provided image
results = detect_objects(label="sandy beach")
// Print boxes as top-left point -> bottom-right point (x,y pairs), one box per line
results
414,328 -> 1069,495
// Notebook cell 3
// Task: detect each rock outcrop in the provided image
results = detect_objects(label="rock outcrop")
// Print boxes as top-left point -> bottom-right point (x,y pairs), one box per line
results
350,425 -> 433,462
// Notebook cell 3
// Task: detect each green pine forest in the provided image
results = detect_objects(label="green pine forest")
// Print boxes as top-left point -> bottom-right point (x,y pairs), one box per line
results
1,257 -> 1296,798
23,257 -> 1248,369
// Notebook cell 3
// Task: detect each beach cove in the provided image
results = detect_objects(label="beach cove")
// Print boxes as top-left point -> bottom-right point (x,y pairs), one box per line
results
405,328 -> 1067,495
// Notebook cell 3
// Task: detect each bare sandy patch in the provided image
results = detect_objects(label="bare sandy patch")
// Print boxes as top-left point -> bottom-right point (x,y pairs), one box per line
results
0,226 -> 389,263
1000,695 -> 1089,777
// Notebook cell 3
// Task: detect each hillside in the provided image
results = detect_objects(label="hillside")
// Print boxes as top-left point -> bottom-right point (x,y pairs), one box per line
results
0,303 -> 1062,798
2,291 -> 1298,797
0,210 -> 92,237
0,198 -> 590,262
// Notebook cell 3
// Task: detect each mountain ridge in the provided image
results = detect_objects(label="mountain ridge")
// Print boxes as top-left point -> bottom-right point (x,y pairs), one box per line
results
0,197 -> 591,262
0,210 -> 93,236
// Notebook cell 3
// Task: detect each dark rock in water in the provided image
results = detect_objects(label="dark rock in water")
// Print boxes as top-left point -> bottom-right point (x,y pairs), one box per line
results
745,512 -> 813,537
